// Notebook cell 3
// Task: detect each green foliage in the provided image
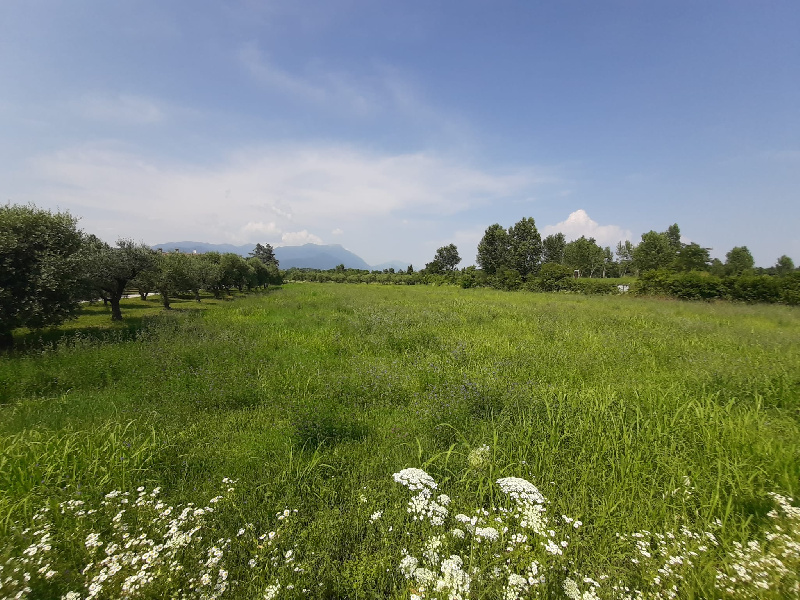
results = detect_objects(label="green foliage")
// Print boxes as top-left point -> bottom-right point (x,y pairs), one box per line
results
82,238 -> 156,320
615,240 -> 635,276
725,246 -> 755,276
542,233 -> 566,265
774,255 -> 795,276
431,243 -> 461,272
0,204 -> 84,346
673,242 -> 711,272
563,236 -> 605,277
533,263 -> 575,292
507,217 -> 542,277
633,230 -> 673,273
249,242 -> 279,269
476,224 -> 510,275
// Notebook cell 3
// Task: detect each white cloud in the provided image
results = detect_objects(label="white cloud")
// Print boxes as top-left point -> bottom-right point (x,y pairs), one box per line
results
75,93 -> 164,124
18,141 -> 551,264
280,230 -> 323,245
542,209 -> 632,247
331,228 -> 343,235
238,42 -> 375,115
242,221 -> 281,236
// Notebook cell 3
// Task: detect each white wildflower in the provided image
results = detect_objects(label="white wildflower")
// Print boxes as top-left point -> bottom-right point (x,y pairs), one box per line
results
393,468 -> 438,491
496,477 -> 546,504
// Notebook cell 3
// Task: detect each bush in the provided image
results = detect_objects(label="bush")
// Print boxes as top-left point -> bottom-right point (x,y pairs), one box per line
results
534,264 -> 575,292
572,279 -> 620,295
780,272 -> 800,305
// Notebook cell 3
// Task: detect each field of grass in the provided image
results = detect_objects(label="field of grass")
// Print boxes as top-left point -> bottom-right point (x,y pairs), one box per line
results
2,284 -> 799,599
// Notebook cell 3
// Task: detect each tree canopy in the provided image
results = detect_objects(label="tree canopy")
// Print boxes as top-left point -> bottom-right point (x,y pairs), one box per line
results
0,204 -> 85,348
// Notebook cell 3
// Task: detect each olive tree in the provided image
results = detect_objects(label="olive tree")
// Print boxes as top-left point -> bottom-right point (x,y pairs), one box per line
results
82,238 -> 157,321
0,204 -> 84,348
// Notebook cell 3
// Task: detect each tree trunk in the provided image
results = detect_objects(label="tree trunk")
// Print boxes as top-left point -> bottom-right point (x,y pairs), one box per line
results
161,290 -> 171,310
110,296 -> 123,321
0,330 -> 13,351
139,292 -> 148,300
194,289 -> 201,303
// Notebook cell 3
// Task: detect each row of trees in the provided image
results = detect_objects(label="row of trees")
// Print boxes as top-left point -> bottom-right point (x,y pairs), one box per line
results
1,205 -> 280,348
420,219 -> 795,284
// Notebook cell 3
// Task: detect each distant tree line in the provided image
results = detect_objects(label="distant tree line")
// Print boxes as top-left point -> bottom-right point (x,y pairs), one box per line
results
3,204 -> 798,348
1,204 -> 281,349
284,217 -> 799,304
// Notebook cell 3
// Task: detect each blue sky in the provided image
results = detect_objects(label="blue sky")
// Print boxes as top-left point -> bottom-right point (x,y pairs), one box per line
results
2,1 -> 798,268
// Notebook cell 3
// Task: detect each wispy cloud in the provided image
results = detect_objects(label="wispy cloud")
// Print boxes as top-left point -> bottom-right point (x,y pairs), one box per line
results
22,141 -> 548,250
74,93 -> 165,124
542,209 -> 632,247
238,42 -> 376,115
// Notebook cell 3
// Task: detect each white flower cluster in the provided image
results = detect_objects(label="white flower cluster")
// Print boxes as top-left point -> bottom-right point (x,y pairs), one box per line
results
393,468 -> 438,491
715,492 -> 800,597
391,468 -> 578,599
496,477 -> 546,505
1,479 -> 308,600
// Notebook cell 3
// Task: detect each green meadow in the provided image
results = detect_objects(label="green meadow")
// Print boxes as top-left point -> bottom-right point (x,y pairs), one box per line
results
2,285 -> 799,599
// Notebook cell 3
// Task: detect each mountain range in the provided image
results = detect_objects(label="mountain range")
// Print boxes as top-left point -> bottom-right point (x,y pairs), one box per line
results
151,242 -> 409,272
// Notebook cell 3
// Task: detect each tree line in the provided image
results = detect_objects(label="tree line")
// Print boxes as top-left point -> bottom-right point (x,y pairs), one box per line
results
1,205 -> 280,348
3,204 -> 798,347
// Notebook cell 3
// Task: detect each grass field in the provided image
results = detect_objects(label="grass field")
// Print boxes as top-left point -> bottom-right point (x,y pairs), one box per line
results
2,285 -> 799,599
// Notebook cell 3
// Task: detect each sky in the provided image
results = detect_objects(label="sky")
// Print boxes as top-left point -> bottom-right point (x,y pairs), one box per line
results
1,1 -> 798,268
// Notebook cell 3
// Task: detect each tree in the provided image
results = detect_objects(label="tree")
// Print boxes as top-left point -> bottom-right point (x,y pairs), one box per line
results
83,238 -> 157,321
542,233 -> 566,265
725,246 -> 755,276
665,223 -> 682,253
250,243 -> 279,269
507,217 -> 542,277
633,231 -> 673,272
432,243 -> 461,272
674,243 -> 711,272
616,240 -> 635,276
0,204 -> 84,348
476,224 -> 510,275
155,252 -> 200,309
246,256 -> 276,289
774,255 -> 795,276
563,236 -> 605,277
219,253 -> 252,292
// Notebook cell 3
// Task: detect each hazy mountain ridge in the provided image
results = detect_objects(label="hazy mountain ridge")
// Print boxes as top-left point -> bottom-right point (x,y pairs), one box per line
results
151,242 -> 407,271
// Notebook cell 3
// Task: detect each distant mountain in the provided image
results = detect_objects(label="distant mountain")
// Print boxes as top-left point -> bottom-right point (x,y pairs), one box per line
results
274,244 -> 371,270
151,241 -> 399,271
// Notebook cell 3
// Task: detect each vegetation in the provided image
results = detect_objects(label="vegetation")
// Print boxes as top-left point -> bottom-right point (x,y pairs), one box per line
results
0,205 -> 84,349
2,284 -> 799,598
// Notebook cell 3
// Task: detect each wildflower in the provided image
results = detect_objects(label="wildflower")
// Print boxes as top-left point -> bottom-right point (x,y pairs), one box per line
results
564,578 -> 581,600
399,554 -> 419,578
496,477 -> 546,504
393,468 -> 438,491
475,526 -> 499,541
370,511 -> 383,523
468,445 -> 491,469
263,583 -> 281,599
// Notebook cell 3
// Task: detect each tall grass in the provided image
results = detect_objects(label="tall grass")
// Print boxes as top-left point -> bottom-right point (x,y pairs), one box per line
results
1,286 -> 799,598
